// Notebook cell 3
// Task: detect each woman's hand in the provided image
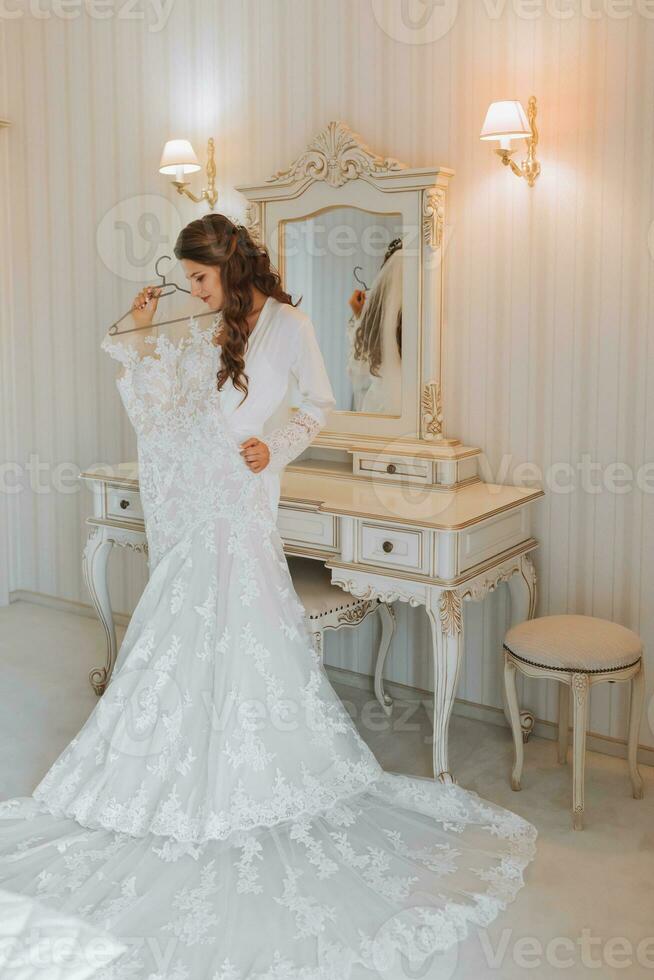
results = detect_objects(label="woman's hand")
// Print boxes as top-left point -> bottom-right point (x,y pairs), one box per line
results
349,289 -> 366,317
240,437 -> 270,473
131,286 -> 162,329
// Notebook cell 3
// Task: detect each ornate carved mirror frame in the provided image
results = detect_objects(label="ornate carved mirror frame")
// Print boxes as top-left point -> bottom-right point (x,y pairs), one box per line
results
236,121 -> 457,453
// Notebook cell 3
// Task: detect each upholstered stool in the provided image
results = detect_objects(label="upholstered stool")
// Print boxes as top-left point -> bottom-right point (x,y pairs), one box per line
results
503,614 -> 645,830
288,556 -> 395,709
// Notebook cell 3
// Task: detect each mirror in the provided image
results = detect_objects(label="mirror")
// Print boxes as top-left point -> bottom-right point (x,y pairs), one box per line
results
236,120 -> 454,443
281,207 -> 404,415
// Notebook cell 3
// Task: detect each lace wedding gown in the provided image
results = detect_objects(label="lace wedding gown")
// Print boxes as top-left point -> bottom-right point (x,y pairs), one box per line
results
0,318 -> 537,979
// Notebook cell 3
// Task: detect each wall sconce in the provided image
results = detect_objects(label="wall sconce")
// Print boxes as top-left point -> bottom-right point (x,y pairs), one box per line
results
159,137 -> 218,210
480,97 -> 541,187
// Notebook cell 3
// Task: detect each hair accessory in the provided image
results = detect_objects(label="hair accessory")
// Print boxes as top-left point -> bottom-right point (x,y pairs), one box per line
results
384,237 -> 403,262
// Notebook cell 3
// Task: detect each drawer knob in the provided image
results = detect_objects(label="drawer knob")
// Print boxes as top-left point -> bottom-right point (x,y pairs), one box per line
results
386,463 -> 397,474
382,540 -> 394,553
119,499 -> 130,510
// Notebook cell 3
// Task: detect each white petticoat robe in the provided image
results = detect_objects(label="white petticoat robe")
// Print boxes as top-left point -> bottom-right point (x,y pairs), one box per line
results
0,313 -> 537,980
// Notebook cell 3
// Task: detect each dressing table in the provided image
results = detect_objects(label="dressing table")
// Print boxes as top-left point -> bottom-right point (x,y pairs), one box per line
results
82,122 -> 543,783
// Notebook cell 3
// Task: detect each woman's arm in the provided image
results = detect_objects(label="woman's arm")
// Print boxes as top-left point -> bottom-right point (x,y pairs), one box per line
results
265,317 -> 336,474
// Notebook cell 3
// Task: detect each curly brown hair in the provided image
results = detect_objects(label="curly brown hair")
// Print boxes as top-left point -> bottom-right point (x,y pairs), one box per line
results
174,214 -> 296,404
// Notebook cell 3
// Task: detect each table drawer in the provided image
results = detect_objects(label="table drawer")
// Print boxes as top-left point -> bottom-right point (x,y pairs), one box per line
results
277,506 -> 338,551
353,453 -> 432,484
106,486 -> 144,523
358,522 -> 426,573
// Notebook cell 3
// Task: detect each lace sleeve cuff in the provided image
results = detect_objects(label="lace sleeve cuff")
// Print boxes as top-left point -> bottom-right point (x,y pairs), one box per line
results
265,410 -> 322,474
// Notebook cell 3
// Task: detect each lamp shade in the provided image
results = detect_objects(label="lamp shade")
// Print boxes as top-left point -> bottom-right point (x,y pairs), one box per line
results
479,101 -> 530,141
159,139 -> 202,175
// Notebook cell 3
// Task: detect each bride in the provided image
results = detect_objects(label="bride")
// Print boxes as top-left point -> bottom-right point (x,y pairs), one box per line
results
0,214 -> 536,979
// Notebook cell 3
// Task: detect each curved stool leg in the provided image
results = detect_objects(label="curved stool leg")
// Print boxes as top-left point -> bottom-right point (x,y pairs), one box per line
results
628,662 -> 645,800
571,673 -> 589,830
374,603 -> 396,715
558,681 -> 570,765
503,652 -> 524,791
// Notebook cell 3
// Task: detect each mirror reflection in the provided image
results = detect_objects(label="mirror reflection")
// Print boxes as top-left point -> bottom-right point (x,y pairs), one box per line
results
281,208 -> 403,414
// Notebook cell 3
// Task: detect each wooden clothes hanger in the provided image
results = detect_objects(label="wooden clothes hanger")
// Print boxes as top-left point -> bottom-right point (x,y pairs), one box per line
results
107,255 -> 219,336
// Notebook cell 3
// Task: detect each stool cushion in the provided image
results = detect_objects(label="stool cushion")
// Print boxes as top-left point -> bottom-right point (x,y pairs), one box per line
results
504,614 -> 642,673
288,556 -> 370,621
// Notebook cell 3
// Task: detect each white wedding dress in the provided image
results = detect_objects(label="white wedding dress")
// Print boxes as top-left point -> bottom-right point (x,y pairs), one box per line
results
0,317 -> 537,980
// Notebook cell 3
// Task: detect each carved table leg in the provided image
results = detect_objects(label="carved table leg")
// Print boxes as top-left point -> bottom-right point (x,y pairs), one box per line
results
82,525 -> 117,696
506,554 -> 537,742
425,588 -> 464,784
374,602 -> 396,715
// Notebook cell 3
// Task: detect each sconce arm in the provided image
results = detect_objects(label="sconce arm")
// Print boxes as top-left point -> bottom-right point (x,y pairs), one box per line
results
495,151 -> 526,179
172,182 -> 218,208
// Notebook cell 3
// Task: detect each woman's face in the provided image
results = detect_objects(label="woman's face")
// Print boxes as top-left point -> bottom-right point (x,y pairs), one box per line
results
182,259 -> 224,311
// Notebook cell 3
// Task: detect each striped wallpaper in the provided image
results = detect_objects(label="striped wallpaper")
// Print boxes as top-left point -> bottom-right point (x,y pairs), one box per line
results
0,0 -> 652,752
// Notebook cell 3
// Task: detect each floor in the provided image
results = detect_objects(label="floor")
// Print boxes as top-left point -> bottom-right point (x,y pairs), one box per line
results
1,599 -> 653,979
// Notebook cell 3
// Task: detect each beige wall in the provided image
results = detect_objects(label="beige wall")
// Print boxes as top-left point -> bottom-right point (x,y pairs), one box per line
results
1,0 -> 653,750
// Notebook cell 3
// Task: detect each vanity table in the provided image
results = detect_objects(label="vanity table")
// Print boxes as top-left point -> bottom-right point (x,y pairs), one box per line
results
84,122 -> 544,783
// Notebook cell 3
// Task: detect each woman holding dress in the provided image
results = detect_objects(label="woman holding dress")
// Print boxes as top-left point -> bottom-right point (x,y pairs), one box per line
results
0,212 -> 536,979
132,213 -> 336,517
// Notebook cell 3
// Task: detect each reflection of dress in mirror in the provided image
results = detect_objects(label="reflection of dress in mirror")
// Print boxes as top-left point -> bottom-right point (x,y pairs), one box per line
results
346,242 -> 402,415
